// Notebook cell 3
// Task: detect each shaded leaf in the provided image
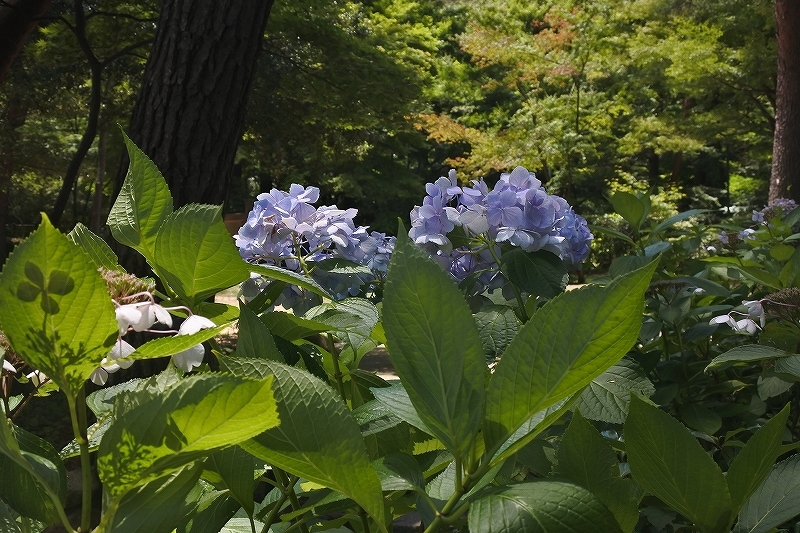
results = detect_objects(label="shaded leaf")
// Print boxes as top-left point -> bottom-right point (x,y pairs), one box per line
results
625,396 -> 732,533
382,233 -> 485,460
468,481 -> 623,533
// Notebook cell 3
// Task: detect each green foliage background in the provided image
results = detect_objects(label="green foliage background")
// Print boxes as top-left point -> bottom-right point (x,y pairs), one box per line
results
1,0 -> 777,259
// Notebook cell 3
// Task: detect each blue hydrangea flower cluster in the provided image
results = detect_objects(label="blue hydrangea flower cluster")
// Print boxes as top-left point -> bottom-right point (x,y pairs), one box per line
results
409,167 -> 592,293
235,184 -> 395,308
752,198 -> 797,224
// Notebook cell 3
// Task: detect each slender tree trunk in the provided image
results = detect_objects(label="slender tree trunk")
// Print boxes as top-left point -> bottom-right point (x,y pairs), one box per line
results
0,94 -> 27,261
116,0 -> 276,209
0,0 -> 52,85
49,0 -> 102,227
90,121 -> 108,233
769,0 -> 800,203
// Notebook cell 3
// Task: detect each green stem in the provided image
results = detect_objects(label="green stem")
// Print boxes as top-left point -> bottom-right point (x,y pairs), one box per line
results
273,468 -> 310,533
421,457 -> 494,533
483,238 -> 529,322
260,476 -> 293,533
327,332 -> 346,400
358,506 -> 371,533
67,386 -> 91,533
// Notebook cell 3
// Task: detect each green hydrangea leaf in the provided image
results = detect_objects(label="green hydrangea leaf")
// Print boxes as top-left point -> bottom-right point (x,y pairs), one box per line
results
468,481 -> 622,533
382,233 -> 485,461
0,215 -> 118,394
222,357 -> 386,530
154,204 -> 250,306
107,131 -> 174,262
484,260 -> 656,454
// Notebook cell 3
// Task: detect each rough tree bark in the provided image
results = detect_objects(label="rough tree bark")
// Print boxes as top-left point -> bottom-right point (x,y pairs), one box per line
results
769,0 -> 800,203
117,0 -> 276,208
0,0 -> 52,85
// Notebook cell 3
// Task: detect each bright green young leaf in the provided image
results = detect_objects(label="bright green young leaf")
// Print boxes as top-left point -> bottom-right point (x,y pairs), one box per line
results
222,357 -> 386,529
484,261 -> 656,454
650,209 -> 709,235
67,222 -> 122,271
468,481 -> 623,533
575,358 -> 655,424
127,322 -> 232,362
557,413 -> 640,533
249,263 -> 331,300
259,311 -> 331,341
107,463 -> 204,533
500,249 -> 568,298
727,404 -> 790,512
97,373 -> 278,499
625,395 -> 732,533
107,131 -> 174,262
0,215 -> 118,394
153,204 -> 250,305
609,191 -> 647,231
382,233 -> 485,461
236,304 -> 283,361
206,446 -> 259,519
706,346 -> 792,372
770,243 -> 795,262
0,418 -> 67,524
735,454 -> 800,533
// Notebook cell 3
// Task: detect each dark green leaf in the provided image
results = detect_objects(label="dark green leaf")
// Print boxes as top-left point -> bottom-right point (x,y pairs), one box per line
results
625,396 -> 732,533
484,261 -> 656,455
0,418 -> 67,524
575,358 -> 655,424
382,234 -> 485,460
727,404 -> 790,512
222,358 -> 385,527
501,249 -> 568,298
468,482 -> 623,533
109,463 -> 203,533
706,346 -> 792,372
735,454 -> 800,533
557,412 -> 640,533
236,304 -> 282,361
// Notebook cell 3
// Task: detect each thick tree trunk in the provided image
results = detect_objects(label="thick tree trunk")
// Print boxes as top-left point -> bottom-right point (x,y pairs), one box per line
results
117,0 -> 275,208
0,0 -> 52,85
769,0 -> 800,203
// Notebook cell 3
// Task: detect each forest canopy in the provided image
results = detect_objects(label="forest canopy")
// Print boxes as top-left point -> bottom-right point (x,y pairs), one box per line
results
0,0 -> 781,267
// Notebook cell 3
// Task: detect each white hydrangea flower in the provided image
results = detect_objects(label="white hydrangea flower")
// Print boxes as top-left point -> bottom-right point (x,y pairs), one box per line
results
171,315 -> 216,372
2,358 -> 15,374
90,340 -> 135,386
